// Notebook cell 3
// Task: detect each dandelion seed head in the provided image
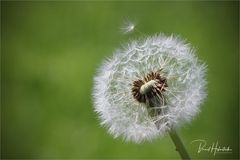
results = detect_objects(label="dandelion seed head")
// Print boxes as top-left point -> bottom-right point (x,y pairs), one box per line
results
93,34 -> 207,143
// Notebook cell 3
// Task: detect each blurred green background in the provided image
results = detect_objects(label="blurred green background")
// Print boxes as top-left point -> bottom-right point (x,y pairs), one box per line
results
1,1 -> 239,159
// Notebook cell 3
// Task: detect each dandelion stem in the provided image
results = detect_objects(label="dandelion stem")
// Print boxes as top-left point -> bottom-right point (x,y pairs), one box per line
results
169,128 -> 191,160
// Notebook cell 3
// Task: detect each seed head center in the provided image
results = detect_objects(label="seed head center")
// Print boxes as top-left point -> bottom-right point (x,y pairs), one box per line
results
140,80 -> 156,95
131,69 -> 168,103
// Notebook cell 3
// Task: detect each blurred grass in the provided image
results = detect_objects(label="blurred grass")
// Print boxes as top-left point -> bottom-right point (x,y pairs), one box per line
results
1,1 -> 239,159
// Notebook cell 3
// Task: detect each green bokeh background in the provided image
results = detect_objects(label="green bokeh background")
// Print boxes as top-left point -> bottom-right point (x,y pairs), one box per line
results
1,1 -> 239,159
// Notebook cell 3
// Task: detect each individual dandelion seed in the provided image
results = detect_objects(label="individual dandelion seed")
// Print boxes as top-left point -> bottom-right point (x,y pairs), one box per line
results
93,34 -> 207,147
120,20 -> 136,34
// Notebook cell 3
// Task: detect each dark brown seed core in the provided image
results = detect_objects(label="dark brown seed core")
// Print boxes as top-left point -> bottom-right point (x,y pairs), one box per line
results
131,69 -> 168,103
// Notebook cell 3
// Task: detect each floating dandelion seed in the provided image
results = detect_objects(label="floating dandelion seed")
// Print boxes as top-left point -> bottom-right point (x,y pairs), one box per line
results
93,34 -> 207,145
120,20 -> 136,34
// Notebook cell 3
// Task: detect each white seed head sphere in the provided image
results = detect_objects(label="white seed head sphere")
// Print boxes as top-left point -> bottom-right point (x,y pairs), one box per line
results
93,34 -> 207,143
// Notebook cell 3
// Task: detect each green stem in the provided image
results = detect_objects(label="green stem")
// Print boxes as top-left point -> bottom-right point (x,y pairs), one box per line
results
169,128 -> 191,160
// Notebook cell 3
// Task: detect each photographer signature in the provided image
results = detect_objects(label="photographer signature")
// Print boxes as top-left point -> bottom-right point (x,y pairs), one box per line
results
191,139 -> 232,156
